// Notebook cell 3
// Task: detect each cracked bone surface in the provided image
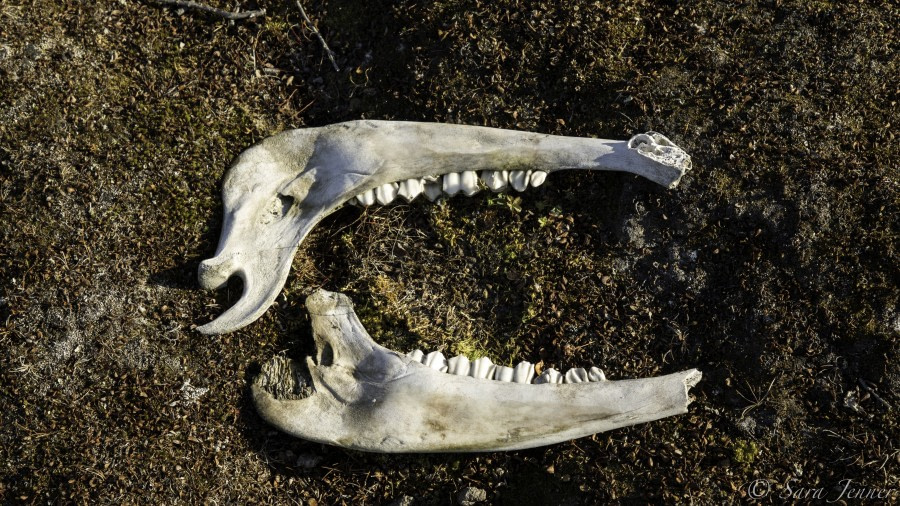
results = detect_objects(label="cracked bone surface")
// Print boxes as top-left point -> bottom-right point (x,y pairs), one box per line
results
252,289 -> 702,453
198,121 -> 691,334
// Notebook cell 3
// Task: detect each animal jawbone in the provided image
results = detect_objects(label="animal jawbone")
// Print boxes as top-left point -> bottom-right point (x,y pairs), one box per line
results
252,289 -> 701,453
197,121 -> 692,334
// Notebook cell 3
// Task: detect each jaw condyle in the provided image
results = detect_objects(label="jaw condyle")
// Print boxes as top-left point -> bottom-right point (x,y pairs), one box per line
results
197,121 -> 692,334
252,290 -> 702,453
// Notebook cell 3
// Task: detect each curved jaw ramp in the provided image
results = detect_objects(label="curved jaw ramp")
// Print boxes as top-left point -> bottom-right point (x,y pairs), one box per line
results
199,121 -> 692,334
252,289 -> 701,453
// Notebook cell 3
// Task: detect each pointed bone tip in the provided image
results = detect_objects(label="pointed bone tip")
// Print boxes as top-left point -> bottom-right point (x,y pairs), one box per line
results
196,307 -> 256,335
196,320 -> 222,335
195,270 -> 288,335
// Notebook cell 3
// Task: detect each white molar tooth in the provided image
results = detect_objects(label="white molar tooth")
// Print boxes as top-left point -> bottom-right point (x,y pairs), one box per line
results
480,170 -> 509,192
512,361 -> 535,384
397,179 -> 424,202
460,171 -> 480,196
534,368 -> 562,384
424,351 -> 448,372
493,366 -> 515,382
358,189 -> 376,206
530,170 -> 548,187
442,172 -> 462,196
588,367 -> 607,382
375,182 -> 399,205
407,349 -> 424,363
510,170 -> 531,192
423,179 -> 443,201
469,357 -> 495,379
564,368 -> 589,384
447,355 -> 470,376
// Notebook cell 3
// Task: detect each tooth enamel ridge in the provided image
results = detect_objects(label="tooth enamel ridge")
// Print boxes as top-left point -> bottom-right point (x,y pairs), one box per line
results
510,170 -> 531,192
535,368 -> 562,384
513,361 -> 536,383
460,171 -> 480,196
589,366 -> 606,382
397,179 -> 424,201
565,368 -> 588,383
399,352 -> 612,385
448,355 -> 470,375
469,356 -> 496,379
424,351 -> 448,372
252,290 -> 701,453
493,366 -> 515,382
375,182 -> 399,205
530,171 -> 547,187
351,168 -> 550,207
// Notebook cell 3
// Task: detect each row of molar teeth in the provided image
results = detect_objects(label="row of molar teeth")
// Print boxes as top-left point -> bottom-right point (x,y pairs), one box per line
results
406,350 -> 607,385
354,169 -> 548,206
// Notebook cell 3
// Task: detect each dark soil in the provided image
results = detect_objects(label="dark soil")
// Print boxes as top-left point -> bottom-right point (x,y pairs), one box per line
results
1,0 -> 897,503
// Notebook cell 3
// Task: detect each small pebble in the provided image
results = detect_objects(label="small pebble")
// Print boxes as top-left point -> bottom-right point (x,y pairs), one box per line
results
457,486 -> 487,505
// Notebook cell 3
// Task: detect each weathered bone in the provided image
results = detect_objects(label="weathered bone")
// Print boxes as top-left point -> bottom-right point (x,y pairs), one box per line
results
252,289 -> 701,453
198,121 -> 691,334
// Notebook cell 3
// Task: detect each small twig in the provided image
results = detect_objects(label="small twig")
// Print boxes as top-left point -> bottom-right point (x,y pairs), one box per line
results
151,0 -> 265,21
859,378 -> 892,410
738,376 -> 777,418
295,0 -> 340,72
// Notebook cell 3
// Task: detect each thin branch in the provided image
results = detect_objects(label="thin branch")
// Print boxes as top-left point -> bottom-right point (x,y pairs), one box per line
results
151,0 -> 266,21
295,1 -> 340,72
859,378 -> 892,410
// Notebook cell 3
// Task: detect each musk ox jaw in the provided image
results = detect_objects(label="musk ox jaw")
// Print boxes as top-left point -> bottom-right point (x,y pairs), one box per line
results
252,290 -> 701,453
198,121 -> 692,334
